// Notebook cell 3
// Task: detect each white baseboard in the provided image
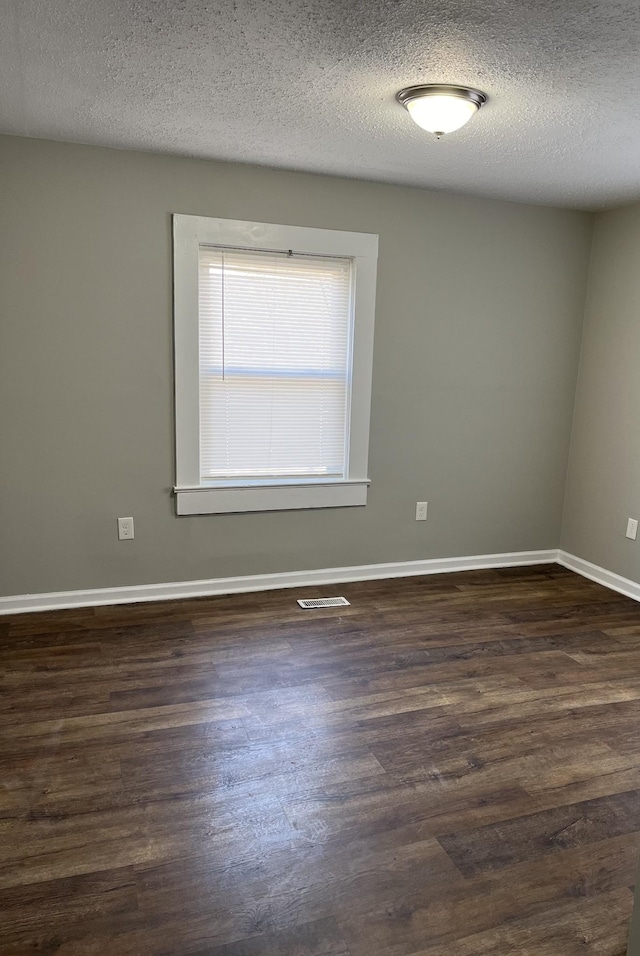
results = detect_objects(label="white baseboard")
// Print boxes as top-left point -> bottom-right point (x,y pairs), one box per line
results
3,547 -> 638,619
557,550 -> 640,603
0,549 -> 558,616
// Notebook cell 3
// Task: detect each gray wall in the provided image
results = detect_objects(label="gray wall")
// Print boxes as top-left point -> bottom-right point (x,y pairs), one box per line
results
562,202 -> 640,582
0,135 -> 593,596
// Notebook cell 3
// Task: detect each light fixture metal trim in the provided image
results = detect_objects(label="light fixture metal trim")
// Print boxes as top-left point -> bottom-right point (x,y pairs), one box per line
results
396,84 -> 487,111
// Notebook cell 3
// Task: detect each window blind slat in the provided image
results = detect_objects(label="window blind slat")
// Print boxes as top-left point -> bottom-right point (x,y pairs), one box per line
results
198,246 -> 353,482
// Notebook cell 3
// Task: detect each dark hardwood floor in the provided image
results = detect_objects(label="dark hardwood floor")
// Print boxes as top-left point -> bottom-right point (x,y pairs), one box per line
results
2,565 -> 640,955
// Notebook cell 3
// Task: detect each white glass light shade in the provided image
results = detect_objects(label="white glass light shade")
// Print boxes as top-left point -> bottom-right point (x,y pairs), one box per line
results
406,94 -> 478,134
397,85 -> 487,138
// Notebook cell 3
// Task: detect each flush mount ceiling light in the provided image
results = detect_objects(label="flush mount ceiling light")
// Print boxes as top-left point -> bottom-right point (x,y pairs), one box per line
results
397,84 -> 487,139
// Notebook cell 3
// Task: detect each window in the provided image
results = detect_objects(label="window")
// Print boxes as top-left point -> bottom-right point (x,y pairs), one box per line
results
172,215 -> 378,515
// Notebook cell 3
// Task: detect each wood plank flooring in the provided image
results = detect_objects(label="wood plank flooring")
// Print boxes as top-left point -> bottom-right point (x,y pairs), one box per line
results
1,565 -> 640,954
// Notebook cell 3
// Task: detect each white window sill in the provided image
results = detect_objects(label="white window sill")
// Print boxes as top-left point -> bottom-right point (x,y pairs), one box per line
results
174,479 -> 370,515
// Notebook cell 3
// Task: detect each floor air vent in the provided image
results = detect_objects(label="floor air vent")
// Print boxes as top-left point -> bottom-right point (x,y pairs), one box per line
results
297,596 -> 351,609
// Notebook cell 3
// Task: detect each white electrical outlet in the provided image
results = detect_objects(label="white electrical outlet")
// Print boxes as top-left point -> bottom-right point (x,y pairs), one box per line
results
118,517 -> 135,540
416,501 -> 428,521
626,518 -> 638,540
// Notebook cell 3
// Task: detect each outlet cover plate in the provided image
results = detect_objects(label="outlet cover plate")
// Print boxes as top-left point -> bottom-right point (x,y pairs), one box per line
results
416,501 -> 428,521
118,517 -> 135,540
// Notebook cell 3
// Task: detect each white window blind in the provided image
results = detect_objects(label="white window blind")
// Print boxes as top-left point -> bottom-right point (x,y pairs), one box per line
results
198,246 -> 353,483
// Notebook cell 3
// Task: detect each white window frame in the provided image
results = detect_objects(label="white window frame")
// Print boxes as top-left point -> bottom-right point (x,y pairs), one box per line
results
172,214 -> 378,516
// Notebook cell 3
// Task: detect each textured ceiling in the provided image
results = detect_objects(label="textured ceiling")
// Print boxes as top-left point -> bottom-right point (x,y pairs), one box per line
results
2,0 -> 640,209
